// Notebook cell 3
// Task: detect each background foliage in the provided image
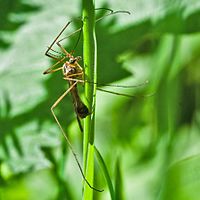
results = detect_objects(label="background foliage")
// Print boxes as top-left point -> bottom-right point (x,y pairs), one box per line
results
0,0 -> 200,199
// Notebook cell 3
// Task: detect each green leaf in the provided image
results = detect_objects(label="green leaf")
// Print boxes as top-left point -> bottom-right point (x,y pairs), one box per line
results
159,155 -> 200,200
0,0 -> 40,49
94,146 -> 115,200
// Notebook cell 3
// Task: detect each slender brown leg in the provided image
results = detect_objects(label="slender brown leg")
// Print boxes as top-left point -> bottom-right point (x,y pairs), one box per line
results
51,82 -> 77,142
56,42 -> 71,57
63,77 -> 84,83
43,56 -> 67,75
45,21 -> 72,57
56,27 -> 82,55
50,81 -> 102,192
45,51 -> 60,60
45,48 -> 65,61
45,10 -> 129,60
45,21 -> 82,59
66,72 -> 84,78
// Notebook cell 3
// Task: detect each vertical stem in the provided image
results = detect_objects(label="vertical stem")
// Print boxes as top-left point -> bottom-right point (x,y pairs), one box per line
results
82,0 -> 97,199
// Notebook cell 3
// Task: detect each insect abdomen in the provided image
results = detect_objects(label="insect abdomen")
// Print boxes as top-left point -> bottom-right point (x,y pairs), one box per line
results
77,103 -> 90,118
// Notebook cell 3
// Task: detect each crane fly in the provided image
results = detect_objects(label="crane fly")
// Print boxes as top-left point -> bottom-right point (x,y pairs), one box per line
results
43,9 -> 148,192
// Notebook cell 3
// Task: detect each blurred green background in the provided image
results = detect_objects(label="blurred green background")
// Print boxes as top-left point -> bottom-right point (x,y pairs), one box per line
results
0,0 -> 200,200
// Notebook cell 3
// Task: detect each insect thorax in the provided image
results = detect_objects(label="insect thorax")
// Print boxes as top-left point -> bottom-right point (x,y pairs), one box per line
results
62,62 -> 82,78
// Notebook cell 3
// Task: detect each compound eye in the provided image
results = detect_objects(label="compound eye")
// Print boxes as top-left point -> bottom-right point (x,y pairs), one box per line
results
69,58 -> 76,64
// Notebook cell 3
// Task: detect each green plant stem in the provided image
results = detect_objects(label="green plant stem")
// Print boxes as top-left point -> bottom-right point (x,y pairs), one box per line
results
82,0 -> 97,199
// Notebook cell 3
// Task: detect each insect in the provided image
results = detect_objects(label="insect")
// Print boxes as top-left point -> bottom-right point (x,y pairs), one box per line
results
43,9 -> 148,192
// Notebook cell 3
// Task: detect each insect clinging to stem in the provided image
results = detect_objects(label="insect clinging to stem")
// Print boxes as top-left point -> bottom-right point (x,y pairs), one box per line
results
43,8 -> 148,192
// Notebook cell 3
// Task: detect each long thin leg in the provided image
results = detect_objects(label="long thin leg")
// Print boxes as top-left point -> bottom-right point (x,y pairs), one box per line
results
51,82 -> 103,192
43,56 -> 67,75
57,27 -> 83,52
56,42 -> 71,57
64,77 -> 149,88
45,47 -> 66,61
45,21 -> 72,58
54,10 -> 130,51
55,9 -> 129,45
45,21 -> 83,59
97,88 -> 155,98
56,27 -> 83,58
66,72 -> 83,78
45,10 -> 130,60
48,48 -> 65,57
45,51 -> 60,61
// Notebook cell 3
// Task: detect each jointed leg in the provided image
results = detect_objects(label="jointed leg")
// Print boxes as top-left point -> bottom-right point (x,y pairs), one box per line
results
47,48 -> 65,58
45,52 -> 60,60
64,77 -> 96,85
45,21 -> 83,59
57,27 -> 83,55
43,56 -> 67,75
45,21 -> 72,58
51,81 -> 77,144
50,82 -> 102,192
45,10 -> 129,60
65,72 -> 83,78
